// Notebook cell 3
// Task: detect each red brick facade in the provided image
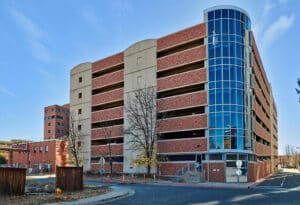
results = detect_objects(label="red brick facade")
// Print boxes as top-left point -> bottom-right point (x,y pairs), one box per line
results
10,140 -> 68,173
44,104 -> 69,140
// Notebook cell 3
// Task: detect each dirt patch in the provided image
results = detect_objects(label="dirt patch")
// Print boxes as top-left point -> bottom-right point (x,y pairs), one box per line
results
0,186 -> 111,205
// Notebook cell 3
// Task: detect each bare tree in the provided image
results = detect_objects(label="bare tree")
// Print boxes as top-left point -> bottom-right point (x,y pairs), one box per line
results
101,123 -> 115,176
68,114 -> 83,167
296,78 -> 300,102
125,87 -> 160,176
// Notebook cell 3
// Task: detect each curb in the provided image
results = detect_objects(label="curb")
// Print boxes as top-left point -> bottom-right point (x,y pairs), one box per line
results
44,186 -> 134,205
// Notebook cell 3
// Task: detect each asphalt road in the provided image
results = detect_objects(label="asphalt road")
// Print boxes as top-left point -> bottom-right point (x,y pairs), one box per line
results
102,171 -> 300,205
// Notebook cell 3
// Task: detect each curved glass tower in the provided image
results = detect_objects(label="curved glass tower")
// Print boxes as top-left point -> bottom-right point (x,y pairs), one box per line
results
205,6 -> 253,182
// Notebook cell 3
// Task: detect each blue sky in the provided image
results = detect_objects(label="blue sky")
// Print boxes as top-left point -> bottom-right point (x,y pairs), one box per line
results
0,0 -> 299,154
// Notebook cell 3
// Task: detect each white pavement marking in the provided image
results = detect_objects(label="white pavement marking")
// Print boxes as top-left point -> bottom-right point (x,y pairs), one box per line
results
230,193 -> 264,202
280,177 -> 286,188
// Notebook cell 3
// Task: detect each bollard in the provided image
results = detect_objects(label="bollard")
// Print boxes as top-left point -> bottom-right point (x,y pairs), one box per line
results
120,174 -> 126,184
153,174 -> 156,182
106,175 -> 111,183
55,187 -> 62,200
130,174 -> 135,184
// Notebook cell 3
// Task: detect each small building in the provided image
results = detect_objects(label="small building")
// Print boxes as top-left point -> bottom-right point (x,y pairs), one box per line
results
44,104 -> 70,140
10,139 -> 69,174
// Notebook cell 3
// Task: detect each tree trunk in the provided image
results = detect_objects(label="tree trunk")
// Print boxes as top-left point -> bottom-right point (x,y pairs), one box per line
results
110,159 -> 113,176
147,165 -> 151,176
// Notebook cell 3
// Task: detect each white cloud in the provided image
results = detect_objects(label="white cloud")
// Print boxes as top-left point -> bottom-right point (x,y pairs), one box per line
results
10,8 -> 51,63
0,86 -> 16,97
263,0 -> 276,16
262,14 -> 295,48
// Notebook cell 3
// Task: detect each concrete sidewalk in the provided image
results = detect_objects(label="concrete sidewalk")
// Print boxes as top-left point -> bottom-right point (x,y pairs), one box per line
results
85,176 -> 257,189
44,186 -> 134,205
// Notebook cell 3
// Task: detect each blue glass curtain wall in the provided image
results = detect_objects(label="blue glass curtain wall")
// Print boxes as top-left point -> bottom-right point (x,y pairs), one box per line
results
207,8 -> 252,151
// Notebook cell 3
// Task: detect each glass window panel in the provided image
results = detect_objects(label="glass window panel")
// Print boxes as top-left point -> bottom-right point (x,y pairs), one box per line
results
230,58 -> 235,65
230,66 -> 236,81
209,69 -> 215,81
241,13 -> 245,23
209,82 -> 215,89
215,137 -> 224,149
238,129 -> 244,137
224,89 -> 230,104
209,114 -> 216,128
223,65 -> 229,80
223,81 -> 230,89
215,19 -> 221,34
216,113 -> 223,128
230,105 -> 236,112
222,9 -> 228,18
209,105 -> 215,112
222,19 -> 229,34
216,89 -> 222,104
231,137 -> 237,149
236,35 -> 243,44
237,105 -> 243,112
222,57 -> 229,64
229,19 -> 235,34
237,90 -> 243,105
245,16 -> 250,30
216,129 -> 224,136
209,91 -> 215,104
230,81 -> 237,89
208,21 -> 214,35
237,137 -> 244,149
237,113 -> 243,128
209,137 -> 217,149
236,11 -> 241,21
229,34 -> 235,42
216,81 -> 222,89
209,47 -> 214,58
224,112 -> 230,127
216,58 -> 222,65
209,59 -> 215,66
231,112 -> 237,127
236,20 -> 241,35
216,45 -> 221,57
231,89 -> 237,104
229,9 -> 234,18
216,105 -> 222,112
216,66 -> 222,81
223,105 -> 230,111
208,11 -> 214,21
236,66 -> 242,81
229,43 -> 235,57
215,10 -> 221,19
237,82 -> 243,89
236,44 -> 241,58
222,35 -> 228,42
222,42 -> 229,57
224,135 -> 231,149
209,129 -> 216,137
208,36 -> 213,44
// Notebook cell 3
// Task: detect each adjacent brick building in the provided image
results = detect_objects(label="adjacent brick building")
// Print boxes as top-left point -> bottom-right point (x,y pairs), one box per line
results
10,140 -> 68,173
44,104 -> 70,140
71,5 -> 278,182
